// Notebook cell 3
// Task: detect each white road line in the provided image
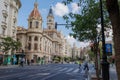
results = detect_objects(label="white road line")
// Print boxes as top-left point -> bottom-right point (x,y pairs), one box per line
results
73,69 -> 79,73
59,68 -> 68,71
40,72 -> 61,80
65,68 -> 74,72
54,67 -> 62,70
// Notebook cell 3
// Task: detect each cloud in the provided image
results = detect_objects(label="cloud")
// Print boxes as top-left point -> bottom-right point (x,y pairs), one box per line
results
66,35 -> 76,45
71,3 -> 80,13
53,2 -> 69,17
65,35 -> 89,48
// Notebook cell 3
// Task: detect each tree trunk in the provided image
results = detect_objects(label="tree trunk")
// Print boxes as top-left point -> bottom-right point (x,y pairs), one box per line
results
106,0 -> 120,79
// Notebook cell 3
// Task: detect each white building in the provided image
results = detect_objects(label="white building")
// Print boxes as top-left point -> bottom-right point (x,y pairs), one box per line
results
0,0 -> 21,65
0,0 -> 21,40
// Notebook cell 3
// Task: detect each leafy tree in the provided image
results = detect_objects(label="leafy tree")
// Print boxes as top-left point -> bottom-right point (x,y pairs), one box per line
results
62,0 -> 110,79
63,0 -> 109,42
0,37 -> 21,55
0,37 -> 13,53
11,40 -> 22,55
88,50 -> 95,60
63,0 -> 120,79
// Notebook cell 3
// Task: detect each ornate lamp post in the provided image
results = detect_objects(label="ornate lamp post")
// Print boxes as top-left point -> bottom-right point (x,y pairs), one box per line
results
100,0 -> 109,80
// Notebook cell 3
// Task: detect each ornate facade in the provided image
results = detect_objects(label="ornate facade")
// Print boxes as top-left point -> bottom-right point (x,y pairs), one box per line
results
0,0 -> 21,40
0,0 -> 21,65
17,2 -> 65,63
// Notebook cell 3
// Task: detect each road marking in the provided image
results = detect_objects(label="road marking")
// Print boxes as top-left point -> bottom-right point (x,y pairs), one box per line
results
40,72 -> 61,80
18,73 -> 50,79
59,68 -> 68,71
73,69 -> 79,73
65,68 -> 74,72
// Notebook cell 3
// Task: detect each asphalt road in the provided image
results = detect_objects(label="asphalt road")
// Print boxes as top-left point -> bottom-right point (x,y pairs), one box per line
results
0,64 -> 91,80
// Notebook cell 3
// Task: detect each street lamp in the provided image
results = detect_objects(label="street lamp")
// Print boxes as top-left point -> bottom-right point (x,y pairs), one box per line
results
100,0 -> 109,80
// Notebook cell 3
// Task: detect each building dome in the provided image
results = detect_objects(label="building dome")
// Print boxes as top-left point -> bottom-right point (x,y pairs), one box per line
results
29,2 -> 42,19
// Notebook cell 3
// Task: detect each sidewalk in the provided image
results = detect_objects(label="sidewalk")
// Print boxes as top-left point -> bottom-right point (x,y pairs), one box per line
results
110,65 -> 118,80
0,65 -> 19,69
89,64 -> 118,80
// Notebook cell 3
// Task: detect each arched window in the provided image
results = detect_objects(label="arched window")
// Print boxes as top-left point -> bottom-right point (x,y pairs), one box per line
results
49,19 -> 52,22
40,44 -> 41,50
29,36 -> 31,41
28,43 -> 31,50
34,43 -> 38,50
48,26 -> 51,29
30,22 -> 32,28
36,21 -> 39,28
34,36 -> 38,41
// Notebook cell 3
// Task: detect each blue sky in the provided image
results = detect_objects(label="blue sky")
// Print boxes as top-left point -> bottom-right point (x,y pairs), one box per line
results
18,0 -> 70,35
18,0 -> 89,47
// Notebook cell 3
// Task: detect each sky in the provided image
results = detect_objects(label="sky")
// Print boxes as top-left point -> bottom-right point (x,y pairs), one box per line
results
18,0 -> 89,48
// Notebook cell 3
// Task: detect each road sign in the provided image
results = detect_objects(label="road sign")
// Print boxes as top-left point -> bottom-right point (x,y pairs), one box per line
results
105,44 -> 112,55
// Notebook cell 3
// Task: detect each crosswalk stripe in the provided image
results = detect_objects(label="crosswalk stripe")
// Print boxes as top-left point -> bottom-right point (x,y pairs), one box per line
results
65,68 -> 74,72
54,67 -> 63,70
73,69 -> 79,73
59,68 -> 68,71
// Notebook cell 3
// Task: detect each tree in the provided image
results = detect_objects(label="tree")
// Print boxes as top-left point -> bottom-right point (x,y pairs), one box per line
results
0,37 -> 21,54
62,0 -> 109,79
11,40 -> 22,55
63,0 -> 109,41
0,37 -> 21,64
63,0 -> 120,79
0,37 -> 14,54
106,0 -> 120,79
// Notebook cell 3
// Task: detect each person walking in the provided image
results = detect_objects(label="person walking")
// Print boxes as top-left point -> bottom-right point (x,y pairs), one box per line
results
83,61 -> 89,71
79,60 -> 82,69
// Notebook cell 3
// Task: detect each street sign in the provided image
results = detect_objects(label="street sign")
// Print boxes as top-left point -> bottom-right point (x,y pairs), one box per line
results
105,43 -> 112,55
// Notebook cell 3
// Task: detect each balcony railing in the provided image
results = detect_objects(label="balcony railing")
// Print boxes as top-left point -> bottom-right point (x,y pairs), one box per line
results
2,10 -> 8,17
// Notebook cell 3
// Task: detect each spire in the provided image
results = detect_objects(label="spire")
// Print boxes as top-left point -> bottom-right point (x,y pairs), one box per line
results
48,6 -> 53,16
34,0 -> 38,8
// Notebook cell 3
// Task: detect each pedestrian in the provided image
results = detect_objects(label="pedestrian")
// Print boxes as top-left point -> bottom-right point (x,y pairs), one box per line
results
27,59 -> 30,65
79,60 -> 82,69
20,58 -> 25,67
83,61 -> 89,71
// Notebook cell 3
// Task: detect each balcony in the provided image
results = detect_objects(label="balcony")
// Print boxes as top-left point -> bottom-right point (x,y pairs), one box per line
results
1,21 -> 7,28
2,10 -> 8,17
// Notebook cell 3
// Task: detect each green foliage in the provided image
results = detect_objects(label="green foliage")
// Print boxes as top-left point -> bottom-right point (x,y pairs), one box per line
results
0,37 -> 21,54
63,0 -> 110,41
88,50 -> 95,59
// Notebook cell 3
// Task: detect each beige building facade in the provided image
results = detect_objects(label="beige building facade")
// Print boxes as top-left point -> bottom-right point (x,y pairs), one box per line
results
17,2 -> 65,63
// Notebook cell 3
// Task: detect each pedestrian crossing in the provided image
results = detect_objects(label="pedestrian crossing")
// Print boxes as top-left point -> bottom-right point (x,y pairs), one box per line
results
0,64 -> 95,74
0,64 -> 95,80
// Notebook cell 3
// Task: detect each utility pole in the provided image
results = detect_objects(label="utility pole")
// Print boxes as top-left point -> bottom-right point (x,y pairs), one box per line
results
100,0 -> 109,80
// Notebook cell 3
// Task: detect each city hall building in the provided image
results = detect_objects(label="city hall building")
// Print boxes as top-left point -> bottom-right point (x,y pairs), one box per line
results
16,2 -> 67,63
